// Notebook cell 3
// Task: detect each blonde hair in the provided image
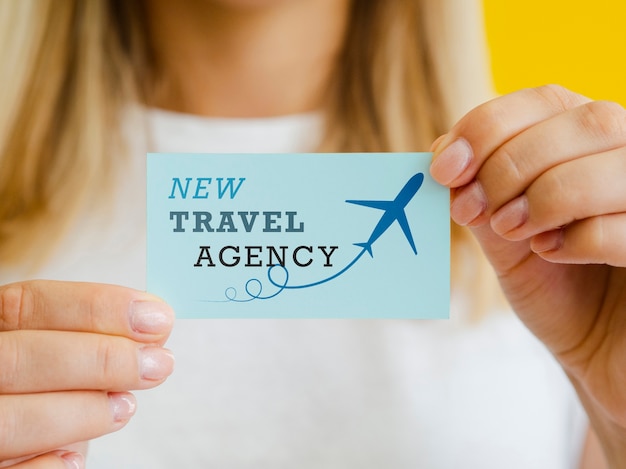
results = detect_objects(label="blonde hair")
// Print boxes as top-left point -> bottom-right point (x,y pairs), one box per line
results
0,0 -> 139,264
0,0 -> 499,312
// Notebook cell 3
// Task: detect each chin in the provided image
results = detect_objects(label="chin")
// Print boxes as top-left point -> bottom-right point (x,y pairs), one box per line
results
207,0 -> 293,9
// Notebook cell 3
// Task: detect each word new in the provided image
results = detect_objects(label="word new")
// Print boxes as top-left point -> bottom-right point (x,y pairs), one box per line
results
169,177 -> 246,200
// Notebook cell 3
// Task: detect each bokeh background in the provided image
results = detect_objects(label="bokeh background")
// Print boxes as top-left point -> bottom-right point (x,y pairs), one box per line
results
483,0 -> 626,106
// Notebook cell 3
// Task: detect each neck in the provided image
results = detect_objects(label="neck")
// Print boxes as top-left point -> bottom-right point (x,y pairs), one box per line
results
145,0 -> 351,117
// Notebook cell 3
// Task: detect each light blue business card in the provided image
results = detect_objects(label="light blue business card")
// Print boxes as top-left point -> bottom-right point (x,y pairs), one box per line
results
147,153 -> 449,319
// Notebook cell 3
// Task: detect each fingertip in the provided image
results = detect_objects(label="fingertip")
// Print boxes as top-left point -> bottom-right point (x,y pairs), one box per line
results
530,229 -> 564,254
138,346 -> 176,382
429,133 -> 448,153
450,181 -> 488,227
108,392 -> 137,426
128,299 -> 175,337
60,451 -> 85,469
429,137 -> 474,187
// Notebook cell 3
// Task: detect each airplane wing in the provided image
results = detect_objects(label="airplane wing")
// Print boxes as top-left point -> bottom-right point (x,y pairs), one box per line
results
396,212 -> 417,255
345,200 -> 394,211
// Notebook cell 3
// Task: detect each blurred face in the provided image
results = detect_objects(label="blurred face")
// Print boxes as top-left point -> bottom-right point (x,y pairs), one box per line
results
142,0 -> 351,116
188,0 -> 303,10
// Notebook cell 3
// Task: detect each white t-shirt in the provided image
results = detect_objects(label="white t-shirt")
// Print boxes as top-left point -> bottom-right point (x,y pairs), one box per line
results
0,108 -> 587,469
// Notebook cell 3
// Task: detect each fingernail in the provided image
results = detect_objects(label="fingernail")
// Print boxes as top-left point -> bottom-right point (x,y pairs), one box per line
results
450,181 -> 487,226
108,392 -> 137,423
491,196 -> 529,235
430,138 -> 473,185
429,134 -> 448,152
531,229 -> 564,253
129,300 -> 174,335
139,347 -> 175,381
61,452 -> 85,469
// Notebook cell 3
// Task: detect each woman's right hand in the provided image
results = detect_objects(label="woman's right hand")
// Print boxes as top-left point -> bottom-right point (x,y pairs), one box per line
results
0,280 -> 175,468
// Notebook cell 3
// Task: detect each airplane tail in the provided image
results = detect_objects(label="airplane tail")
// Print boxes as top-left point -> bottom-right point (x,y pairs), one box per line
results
354,242 -> 373,257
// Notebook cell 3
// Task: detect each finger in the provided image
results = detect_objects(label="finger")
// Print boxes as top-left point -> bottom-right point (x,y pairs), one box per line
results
489,148 -> 626,240
0,391 -> 134,461
0,451 -> 84,469
0,331 -> 174,393
0,281 -> 174,344
0,443 -> 88,469
475,100 -> 626,220
430,85 -> 591,187
530,213 -> 626,267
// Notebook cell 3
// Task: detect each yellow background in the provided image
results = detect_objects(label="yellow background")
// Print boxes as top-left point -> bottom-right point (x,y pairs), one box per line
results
483,0 -> 626,106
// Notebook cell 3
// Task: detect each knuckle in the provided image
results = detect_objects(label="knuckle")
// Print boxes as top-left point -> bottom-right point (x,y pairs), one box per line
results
491,143 -> 525,186
534,168 -> 567,218
532,84 -> 583,112
86,285 -> 115,332
471,97 -> 507,130
82,283 -> 130,335
578,100 -> 626,144
0,399 -> 19,456
0,333 -> 20,393
94,337 -> 127,388
581,217 -> 607,261
95,338 -> 115,387
0,284 -> 30,331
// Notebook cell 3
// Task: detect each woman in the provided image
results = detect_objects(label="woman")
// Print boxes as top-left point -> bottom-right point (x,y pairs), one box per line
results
0,0 -> 624,467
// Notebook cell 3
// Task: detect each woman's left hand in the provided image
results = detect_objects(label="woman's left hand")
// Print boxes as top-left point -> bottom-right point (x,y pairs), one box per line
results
430,85 -> 626,462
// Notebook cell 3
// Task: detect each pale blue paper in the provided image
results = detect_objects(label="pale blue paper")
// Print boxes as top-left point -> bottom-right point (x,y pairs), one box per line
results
147,153 -> 449,319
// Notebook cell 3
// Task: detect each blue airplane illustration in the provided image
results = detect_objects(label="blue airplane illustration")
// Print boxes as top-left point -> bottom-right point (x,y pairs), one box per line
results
346,172 -> 424,257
